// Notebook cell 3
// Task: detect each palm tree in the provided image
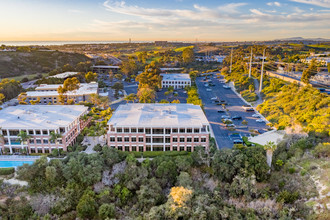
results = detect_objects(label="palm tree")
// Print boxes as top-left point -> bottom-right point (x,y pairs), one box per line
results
17,131 -> 31,155
264,141 -> 277,169
124,93 -> 137,103
50,131 -> 62,145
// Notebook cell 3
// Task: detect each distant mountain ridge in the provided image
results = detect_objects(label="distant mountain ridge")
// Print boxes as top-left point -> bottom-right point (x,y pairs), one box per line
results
275,37 -> 330,41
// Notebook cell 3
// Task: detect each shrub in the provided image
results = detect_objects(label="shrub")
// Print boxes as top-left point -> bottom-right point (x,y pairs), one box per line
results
313,143 -> 330,158
288,167 -> 296,174
93,144 -> 102,152
300,169 -> 307,176
0,167 -> 15,175
276,190 -> 299,204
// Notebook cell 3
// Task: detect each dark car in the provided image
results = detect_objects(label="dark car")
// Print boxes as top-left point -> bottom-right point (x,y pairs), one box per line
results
218,110 -> 225,113
232,116 -> 242,120
245,108 -> 255,112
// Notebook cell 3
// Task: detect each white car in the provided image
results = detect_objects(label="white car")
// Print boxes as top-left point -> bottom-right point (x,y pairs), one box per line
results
223,85 -> 230,89
221,115 -> 230,119
252,114 -> 261,118
256,119 -> 264,123
211,97 -> 218,100
206,88 -> 212,92
204,84 -> 209,87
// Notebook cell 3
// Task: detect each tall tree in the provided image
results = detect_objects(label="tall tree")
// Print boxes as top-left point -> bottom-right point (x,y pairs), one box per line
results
136,61 -> 161,90
264,141 -> 277,169
137,88 -> 156,103
182,47 -> 195,63
85,72 -> 98,83
301,59 -> 317,84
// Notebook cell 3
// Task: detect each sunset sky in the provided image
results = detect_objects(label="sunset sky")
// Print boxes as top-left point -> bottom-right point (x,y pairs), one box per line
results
0,0 -> 329,41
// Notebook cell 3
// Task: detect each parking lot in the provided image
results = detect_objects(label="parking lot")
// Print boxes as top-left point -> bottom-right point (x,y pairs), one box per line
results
156,88 -> 188,103
196,73 -> 268,149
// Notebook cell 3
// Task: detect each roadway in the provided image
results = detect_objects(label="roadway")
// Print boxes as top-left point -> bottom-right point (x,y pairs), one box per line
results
196,74 -> 268,149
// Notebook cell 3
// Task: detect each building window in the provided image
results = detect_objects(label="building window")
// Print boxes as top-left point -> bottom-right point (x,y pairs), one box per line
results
172,137 -> 178,142
42,130 -> 48,135
146,146 -> 151,151
9,130 -> 19,136
29,139 -> 35,144
124,128 -> 129,133
36,139 -> 42,144
172,128 -> 178,133
43,139 -> 49,144
131,128 -> 137,133
152,128 -> 163,134
146,128 -> 151,134
187,138 -> 192,142
165,146 -> 171,151
131,137 -> 136,142
194,137 -> 199,142
187,146 -> 192,152
146,137 -> 151,143
117,137 -> 122,142
201,138 -> 206,142
139,146 -> 144,152
173,146 -> 177,151
125,146 -> 130,151
138,128 -> 144,133
118,146 -> 122,151
37,148 -> 43,153
179,128 -> 185,133
44,148 -> 50,154
110,137 -> 115,142
187,128 -> 192,133
124,137 -> 130,142
194,128 -> 199,133
138,137 -> 144,142
180,137 -> 185,142
2,130 -> 7,136
152,137 -> 163,143
28,130 -> 34,135
180,146 -> 185,151
30,148 -> 36,153
165,128 -> 171,134
132,146 -> 137,151
117,128 -> 122,133
165,137 -> 171,143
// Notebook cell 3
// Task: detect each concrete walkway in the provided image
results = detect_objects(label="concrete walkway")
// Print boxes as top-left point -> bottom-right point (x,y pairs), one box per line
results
82,136 -> 106,154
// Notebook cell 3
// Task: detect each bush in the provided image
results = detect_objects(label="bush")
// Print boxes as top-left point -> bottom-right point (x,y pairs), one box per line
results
313,143 -> 330,158
0,167 -> 15,175
288,167 -> 296,174
128,151 -> 189,158
276,190 -> 299,204
240,90 -> 258,102
21,77 -> 29,83
93,144 -> 103,152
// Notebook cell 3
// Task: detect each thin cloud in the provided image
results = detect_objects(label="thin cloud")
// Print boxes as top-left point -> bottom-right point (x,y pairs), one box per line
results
267,2 -> 282,7
290,0 -> 330,8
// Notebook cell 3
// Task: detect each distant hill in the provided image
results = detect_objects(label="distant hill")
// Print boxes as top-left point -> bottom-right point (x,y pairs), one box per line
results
0,50 -> 89,78
275,37 -> 330,42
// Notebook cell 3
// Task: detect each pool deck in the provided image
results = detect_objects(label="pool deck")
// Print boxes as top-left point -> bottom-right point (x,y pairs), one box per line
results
0,155 -> 41,161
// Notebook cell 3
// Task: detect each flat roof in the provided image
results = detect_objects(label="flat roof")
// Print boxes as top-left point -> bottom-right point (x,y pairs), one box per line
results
50,72 -> 79,79
0,105 -> 88,129
92,65 -> 120,69
248,130 -> 286,146
161,73 -> 191,81
160,68 -> 183,71
108,103 -> 209,127
27,83 -> 98,97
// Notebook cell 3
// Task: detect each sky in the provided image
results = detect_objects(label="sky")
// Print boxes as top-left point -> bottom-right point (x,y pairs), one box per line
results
0,0 -> 329,42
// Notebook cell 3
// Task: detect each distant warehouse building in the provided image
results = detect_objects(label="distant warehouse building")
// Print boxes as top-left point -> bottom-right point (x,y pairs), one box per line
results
107,103 -> 210,152
0,105 -> 90,154
161,73 -> 191,89
24,82 -> 98,104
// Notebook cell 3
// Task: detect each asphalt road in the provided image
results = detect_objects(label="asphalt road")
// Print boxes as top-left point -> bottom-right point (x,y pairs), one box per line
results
196,74 -> 268,149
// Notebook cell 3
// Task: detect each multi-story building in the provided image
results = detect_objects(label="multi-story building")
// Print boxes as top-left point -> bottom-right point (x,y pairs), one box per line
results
0,105 -> 90,154
24,82 -> 98,104
161,73 -> 191,89
107,103 -> 210,152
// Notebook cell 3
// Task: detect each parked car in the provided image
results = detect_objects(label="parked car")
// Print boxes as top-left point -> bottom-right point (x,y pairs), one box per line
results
218,110 -> 226,113
252,114 -> 261,118
206,88 -> 212,92
256,119 -> 264,123
221,115 -> 231,119
223,85 -> 230,89
232,116 -> 242,120
226,124 -> 236,128
211,97 -> 218,100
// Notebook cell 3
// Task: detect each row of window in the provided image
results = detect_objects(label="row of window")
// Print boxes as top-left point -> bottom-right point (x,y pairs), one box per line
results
109,136 -> 207,143
114,127 -> 205,134
111,145 -> 205,152
4,138 -> 63,145
2,129 -> 65,136
162,81 -> 190,84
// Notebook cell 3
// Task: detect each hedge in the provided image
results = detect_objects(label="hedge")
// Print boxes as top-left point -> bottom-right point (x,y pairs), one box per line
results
128,151 -> 190,158
0,167 -> 15,175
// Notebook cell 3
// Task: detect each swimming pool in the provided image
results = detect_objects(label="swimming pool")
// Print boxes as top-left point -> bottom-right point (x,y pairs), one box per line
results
0,161 -> 34,168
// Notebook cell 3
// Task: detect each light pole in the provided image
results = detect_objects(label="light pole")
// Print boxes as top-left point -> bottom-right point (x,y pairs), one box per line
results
259,48 -> 266,92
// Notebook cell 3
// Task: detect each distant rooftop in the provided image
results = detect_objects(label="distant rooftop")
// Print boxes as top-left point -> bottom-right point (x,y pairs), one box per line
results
92,65 -> 120,69
248,130 -> 286,146
108,103 -> 209,127
0,105 -> 88,129
26,82 -> 98,97
161,73 -> 191,81
50,72 -> 79,79
160,68 -> 183,72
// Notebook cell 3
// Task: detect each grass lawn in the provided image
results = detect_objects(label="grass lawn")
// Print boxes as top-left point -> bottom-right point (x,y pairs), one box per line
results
174,46 -> 194,52
7,73 -> 48,82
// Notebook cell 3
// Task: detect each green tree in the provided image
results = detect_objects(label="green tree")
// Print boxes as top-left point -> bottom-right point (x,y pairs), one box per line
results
124,93 -> 137,103
76,189 -> 97,219
136,61 -> 161,90
137,88 -> 156,103
85,72 -> 98,83
17,131 -> 31,145
182,47 -> 195,63
264,141 -> 277,169
98,203 -> 116,219
301,59 -> 317,84
121,59 -> 138,76
0,93 -> 4,104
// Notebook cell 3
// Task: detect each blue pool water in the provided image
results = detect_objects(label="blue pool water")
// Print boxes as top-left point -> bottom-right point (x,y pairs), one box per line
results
0,161 -> 34,168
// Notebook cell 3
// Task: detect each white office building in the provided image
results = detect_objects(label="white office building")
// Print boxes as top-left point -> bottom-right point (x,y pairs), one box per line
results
107,103 -> 210,152
161,73 -> 191,89
24,82 -> 98,104
0,105 -> 90,154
